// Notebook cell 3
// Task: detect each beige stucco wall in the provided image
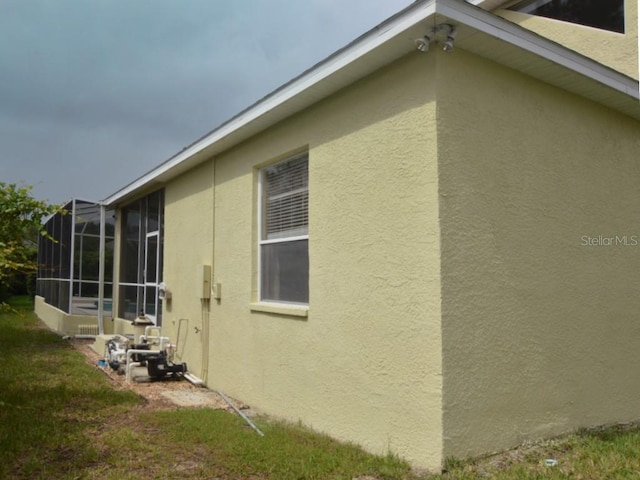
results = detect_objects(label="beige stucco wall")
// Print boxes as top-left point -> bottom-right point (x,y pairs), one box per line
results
109,317 -> 135,336
160,53 -> 444,470
496,0 -> 638,79
436,47 -> 640,459
161,160 -> 214,374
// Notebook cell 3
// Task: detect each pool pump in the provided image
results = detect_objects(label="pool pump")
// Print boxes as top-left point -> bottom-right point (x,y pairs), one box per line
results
104,333 -> 187,382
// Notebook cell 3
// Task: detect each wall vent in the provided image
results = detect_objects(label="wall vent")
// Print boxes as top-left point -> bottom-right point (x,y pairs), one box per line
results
78,324 -> 99,336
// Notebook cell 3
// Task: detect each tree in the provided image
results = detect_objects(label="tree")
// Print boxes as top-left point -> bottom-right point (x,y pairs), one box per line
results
0,183 -> 60,302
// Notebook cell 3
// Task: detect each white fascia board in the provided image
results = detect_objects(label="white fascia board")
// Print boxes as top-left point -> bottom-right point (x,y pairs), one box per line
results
441,0 -> 639,98
103,0 -> 437,207
103,0 -> 639,207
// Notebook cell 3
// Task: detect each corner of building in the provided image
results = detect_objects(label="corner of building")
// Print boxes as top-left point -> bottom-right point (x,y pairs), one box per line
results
436,43 -> 640,460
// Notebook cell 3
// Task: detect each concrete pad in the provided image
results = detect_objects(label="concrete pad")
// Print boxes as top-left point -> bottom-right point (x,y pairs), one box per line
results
161,390 -> 227,408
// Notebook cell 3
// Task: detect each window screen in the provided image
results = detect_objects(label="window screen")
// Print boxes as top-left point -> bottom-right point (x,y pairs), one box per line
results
260,154 -> 309,304
263,155 -> 309,240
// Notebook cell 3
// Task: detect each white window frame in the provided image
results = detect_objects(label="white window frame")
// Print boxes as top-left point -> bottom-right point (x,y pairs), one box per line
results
257,153 -> 309,305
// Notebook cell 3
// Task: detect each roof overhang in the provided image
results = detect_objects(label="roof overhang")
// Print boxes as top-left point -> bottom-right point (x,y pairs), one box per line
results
103,0 -> 640,207
466,0 -> 512,11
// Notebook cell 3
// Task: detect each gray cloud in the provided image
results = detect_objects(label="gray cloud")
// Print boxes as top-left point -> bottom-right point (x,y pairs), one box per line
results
0,0 -> 410,204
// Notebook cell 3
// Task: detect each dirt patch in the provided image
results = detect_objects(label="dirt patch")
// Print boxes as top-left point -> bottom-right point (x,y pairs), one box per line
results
70,338 -> 246,413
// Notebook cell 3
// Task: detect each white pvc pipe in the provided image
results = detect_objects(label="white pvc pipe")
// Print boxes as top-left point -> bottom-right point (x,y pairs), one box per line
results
139,335 -> 170,351
144,326 -> 162,338
216,390 -> 264,437
126,361 -> 142,383
125,330 -> 172,383
125,349 -> 159,383
183,372 -> 205,386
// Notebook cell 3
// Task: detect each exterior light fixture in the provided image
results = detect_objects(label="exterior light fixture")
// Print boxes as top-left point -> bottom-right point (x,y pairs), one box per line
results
442,26 -> 457,52
414,24 -> 458,53
415,35 -> 432,52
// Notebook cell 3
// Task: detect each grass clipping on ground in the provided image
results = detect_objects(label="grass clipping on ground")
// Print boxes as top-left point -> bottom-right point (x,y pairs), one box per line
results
2,298 -> 640,480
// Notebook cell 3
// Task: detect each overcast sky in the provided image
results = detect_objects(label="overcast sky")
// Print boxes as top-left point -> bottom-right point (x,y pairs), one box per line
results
0,0 -> 412,205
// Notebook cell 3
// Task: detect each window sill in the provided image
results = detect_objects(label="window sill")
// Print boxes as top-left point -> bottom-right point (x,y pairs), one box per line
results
250,302 -> 309,318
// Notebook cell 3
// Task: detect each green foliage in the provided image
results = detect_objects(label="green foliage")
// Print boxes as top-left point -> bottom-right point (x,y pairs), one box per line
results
0,298 -> 142,479
0,183 -> 61,301
442,456 -> 464,472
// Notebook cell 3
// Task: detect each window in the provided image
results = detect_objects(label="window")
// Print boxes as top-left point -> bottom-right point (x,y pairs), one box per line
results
507,0 -> 624,33
259,153 -> 309,304
118,190 -> 164,324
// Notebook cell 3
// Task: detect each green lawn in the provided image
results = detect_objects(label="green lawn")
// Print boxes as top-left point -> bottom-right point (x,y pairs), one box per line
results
0,297 -> 416,480
2,296 -> 640,479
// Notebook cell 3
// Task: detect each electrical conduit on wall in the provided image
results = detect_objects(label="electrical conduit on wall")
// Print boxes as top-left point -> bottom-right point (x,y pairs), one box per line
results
202,299 -> 210,382
202,158 -> 215,386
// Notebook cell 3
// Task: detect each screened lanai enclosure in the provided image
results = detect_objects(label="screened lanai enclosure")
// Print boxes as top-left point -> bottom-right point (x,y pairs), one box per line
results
37,199 -> 114,317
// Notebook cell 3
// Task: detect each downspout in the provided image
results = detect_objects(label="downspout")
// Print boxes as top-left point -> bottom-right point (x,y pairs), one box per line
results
98,204 -> 106,335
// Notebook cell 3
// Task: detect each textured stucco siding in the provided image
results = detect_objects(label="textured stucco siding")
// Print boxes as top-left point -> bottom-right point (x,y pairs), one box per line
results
199,53 -> 444,470
161,160 -> 214,373
437,48 -> 640,459
496,0 -> 638,80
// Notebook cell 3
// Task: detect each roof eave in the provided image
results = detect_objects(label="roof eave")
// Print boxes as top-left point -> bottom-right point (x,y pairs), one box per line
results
103,0 -> 640,207
102,0 -> 439,206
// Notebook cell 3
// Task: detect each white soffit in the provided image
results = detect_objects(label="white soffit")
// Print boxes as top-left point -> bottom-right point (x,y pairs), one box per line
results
104,0 -> 640,206
465,0 -> 512,11
438,0 -> 639,111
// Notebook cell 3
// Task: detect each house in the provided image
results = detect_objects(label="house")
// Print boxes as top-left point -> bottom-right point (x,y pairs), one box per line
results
36,0 -> 640,471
